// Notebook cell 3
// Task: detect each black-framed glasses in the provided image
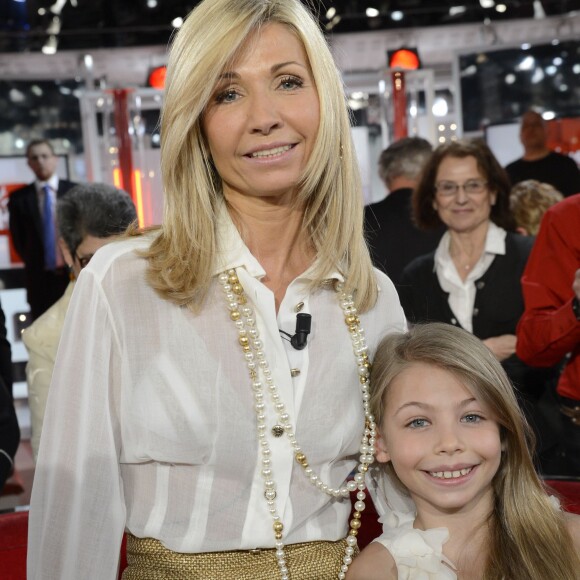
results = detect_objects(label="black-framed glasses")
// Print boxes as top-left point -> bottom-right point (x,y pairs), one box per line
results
75,252 -> 94,269
435,179 -> 488,197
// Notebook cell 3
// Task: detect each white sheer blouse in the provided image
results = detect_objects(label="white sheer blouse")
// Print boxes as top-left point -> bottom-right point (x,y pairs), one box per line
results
27,211 -> 407,579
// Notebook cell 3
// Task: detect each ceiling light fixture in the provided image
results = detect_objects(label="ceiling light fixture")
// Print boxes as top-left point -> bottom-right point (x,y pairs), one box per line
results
449,6 -> 467,16
172,17 -> 183,28
325,15 -> 341,30
366,7 -> 379,18
432,97 -> 448,117
326,7 -> 336,19
495,4 -> 507,12
517,56 -> 535,70
479,0 -> 495,8
531,67 -> 544,83
42,34 -> 58,55
533,0 -> 546,19
391,10 -> 403,21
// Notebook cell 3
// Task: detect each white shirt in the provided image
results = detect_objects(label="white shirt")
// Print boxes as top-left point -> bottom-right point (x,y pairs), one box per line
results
28,209 -> 407,579
434,222 -> 506,332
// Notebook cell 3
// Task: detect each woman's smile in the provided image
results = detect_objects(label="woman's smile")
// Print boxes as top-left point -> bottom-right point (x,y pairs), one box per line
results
203,23 -> 320,203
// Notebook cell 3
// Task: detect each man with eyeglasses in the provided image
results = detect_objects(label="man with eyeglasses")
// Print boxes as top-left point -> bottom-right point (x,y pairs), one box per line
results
8,140 -> 77,320
22,182 -> 136,461
505,110 -> 580,198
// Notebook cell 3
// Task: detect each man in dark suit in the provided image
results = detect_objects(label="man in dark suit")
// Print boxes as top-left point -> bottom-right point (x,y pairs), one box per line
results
364,137 -> 442,288
8,139 -> 76,320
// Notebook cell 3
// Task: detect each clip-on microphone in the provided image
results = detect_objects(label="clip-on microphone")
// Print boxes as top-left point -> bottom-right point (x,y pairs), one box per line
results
290,313 -> 312,350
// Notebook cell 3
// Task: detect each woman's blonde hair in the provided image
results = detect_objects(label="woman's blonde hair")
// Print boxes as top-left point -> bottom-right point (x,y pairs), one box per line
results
510,179 -> 563,236
370,323 -> 579,579
142,0 -> 376,311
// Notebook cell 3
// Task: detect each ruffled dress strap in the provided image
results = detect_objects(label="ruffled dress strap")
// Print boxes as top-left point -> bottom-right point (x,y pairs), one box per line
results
373,509 -> 457,579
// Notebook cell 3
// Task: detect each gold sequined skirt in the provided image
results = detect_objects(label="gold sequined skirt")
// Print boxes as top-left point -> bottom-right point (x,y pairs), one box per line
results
122,534 -> 354,579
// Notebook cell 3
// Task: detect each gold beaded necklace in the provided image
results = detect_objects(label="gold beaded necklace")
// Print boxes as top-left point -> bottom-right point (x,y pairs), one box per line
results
219,269 -> 376,580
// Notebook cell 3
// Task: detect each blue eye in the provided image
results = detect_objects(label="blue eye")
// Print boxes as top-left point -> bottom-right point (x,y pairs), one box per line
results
407,418 -> 429,429
215,89 -> 239,104
279,75 -> 303,90
462,414 -> 482,423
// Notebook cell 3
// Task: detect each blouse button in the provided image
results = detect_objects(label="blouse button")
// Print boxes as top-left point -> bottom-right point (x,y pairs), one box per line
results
295,302 -> 304,312
473,308 -> 479,316
476,281 -> 485,290
290,368 -> 301,377
451,318 -> 457,325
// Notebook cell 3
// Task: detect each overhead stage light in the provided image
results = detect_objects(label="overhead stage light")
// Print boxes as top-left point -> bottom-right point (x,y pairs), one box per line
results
388,48 -> 421,70
42,35 -> 58,55
147,65 -> 167,89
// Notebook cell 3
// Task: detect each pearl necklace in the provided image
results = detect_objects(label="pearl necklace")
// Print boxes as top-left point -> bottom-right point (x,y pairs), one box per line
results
219,269 -> 376,580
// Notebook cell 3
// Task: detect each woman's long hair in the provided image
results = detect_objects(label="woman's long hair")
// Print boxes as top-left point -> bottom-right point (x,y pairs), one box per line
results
141,0 -> 377,312
370,323 -> 580,579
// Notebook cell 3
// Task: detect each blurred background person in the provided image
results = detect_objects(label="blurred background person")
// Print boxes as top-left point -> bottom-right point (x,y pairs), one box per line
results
8,139 -> 77,320
399,139 -> 559,472
0,301 -> 16,491
510,179 -> 563,236
0,379 -> 19,491
517,194 -> 580,476
505,110 -> 580,198
23,182 -> 136,462
364,137 -> 442,287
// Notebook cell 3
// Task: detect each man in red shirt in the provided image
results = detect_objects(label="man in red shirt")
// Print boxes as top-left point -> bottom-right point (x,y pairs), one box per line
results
516,193 -> 580,474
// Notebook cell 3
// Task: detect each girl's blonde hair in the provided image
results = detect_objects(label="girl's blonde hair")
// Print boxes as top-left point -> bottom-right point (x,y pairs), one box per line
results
141,0 -> 376,311
370,323 -> 579,579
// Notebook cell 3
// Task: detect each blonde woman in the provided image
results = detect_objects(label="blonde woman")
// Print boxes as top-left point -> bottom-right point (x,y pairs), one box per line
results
27,1 -> 406,579
509,179 -> 563,236
348,323 -> 580,579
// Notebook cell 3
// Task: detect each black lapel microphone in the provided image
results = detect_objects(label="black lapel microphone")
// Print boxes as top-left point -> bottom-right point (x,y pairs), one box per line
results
290,313 -> 312,350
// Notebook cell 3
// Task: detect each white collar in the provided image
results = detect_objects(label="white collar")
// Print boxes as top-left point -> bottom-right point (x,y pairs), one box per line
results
434,221 -> 506,272
35,174 -> 59,194
212,200 -> 344,283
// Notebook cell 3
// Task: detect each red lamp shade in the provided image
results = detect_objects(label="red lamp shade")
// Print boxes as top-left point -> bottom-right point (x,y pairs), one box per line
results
388,48 -> 421,70
147,66 -> 167,89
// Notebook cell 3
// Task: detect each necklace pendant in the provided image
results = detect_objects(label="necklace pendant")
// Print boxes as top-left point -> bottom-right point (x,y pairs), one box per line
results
271,425 -> 284,437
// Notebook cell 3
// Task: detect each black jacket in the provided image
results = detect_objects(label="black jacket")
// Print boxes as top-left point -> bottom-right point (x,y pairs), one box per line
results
364,188 -> 443,288
399,232 -> 554,398
8,179 -> 76,272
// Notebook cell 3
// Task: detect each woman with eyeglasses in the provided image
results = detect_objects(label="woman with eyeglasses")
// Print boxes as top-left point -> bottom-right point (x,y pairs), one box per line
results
398,139 -> 559,471
23,182 -> 136,462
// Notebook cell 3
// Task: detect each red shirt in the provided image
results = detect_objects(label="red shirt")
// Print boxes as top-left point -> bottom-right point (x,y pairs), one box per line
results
516,194 -> 580,401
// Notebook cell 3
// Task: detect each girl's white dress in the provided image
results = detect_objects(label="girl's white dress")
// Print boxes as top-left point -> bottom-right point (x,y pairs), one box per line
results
373,509 -> 457,580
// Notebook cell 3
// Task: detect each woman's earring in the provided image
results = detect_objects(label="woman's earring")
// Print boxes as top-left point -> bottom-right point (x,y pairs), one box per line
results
339,144 -> 344,160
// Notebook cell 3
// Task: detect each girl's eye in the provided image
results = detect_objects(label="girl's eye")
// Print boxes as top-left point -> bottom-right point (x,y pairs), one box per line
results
215,88 -> 239,104
279,75 -> 303,90
462,413 -> 483,424
407,418 -> 429,429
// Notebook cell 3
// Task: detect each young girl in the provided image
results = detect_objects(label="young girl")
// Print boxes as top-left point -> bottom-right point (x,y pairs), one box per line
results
347,323 -> 580,580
